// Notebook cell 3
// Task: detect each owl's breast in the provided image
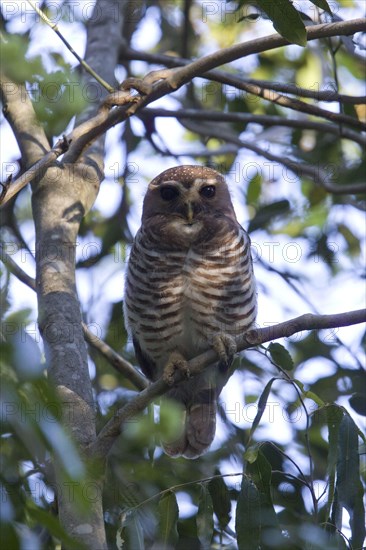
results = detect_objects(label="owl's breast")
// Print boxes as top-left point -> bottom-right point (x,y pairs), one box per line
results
181,226 -> 257,345
125,223 -> 257,376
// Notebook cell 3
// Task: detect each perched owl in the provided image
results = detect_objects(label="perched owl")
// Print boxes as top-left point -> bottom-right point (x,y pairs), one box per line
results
124,165 -> 257,458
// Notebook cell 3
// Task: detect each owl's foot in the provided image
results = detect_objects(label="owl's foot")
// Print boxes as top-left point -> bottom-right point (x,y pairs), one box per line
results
120,68 -> 180,97
163,352 -> 190,386
100,90 -> 139,112
212,333 -> 237,368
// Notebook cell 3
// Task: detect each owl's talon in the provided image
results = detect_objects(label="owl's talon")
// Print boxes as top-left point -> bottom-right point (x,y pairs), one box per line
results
120,69 -> 175,96
213,334 -> 237,368
163,352 -> 190,386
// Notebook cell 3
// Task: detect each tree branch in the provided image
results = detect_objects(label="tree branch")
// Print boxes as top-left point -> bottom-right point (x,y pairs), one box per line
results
142,108 -> 366,147
0,242 -> 36,290
0,243 -> 147,391
2,18 -> 365,205
2,222 -> 364,470
0,134 -> 71,204
121,49 -> 366,104
156,18 -> 366,88
179,119 -> 366,195
90,309 -> 366,460
0,74 -> 50,167
223,80 -> 365,131
48,17 -> 366,164
234,78 -> 366,104
83,325 -> 148,391
4,244 -> 364,462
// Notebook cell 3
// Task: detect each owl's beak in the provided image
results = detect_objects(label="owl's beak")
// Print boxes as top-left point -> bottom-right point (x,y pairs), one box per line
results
186,201 -> 194,224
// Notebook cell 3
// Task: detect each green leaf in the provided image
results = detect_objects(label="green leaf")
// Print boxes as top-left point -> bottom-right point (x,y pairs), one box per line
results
118,511 -> 145,550
246,450 -> 284,546
32,70 -> 86,136
235,475 -> 261,550
27,501 -> 84,549
197,484 -> 214,549
337,223 -> 362,257
256,0 -> 307,46
208,472 -> 231,529
309,0 -> 332,14
244,444 -> 260,464
247,200 -> 290,233
294,379 -> 325,406
246,173 -> 262,204
158,491 -> 179,547
335,414 -> 365,548
1,34 -> 44,83
268,343 -> 294,371
326,405 -> 344,520
127,514 -> 145,550
248,377 -> 279,444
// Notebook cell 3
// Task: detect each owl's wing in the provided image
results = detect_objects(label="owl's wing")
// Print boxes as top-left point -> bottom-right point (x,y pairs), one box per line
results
132,336 -> 157,381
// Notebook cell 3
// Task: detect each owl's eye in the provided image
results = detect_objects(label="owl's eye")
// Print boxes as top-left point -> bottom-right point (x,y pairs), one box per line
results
200,185 -> 216,198
160,186 -> 179,201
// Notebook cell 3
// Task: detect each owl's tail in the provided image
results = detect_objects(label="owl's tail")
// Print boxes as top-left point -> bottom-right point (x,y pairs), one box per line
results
161,375 -> 217,459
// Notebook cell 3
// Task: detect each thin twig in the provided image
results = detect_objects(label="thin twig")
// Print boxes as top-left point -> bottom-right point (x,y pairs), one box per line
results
129,471 -> 243,513
257,355 -> 319,516
0,135 -> 70,205
0,242 -> 35,289
227,80 -> 365,131
25,0 -> 114,93
229,78 -> 366,105
83,325 -> 147,391
267,442 -> 308,484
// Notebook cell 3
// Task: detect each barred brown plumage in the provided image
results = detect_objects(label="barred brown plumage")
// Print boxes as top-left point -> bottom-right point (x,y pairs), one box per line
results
124,165 -> 257,458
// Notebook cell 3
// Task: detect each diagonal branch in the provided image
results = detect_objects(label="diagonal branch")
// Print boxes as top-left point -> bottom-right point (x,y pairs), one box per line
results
123,48 -> 366,104
143,108 -> 366,147
2,237 -> 364,463
90,308 -> 366,459
151,18 -> 366,90
2,18 -> 365,205
0,242 -> 36,290
83,327 -> 148,391
223,80 -> 365,131
180,119 -> 366,194
0,244 -> 147,390
0,91 -> 136,206
0,134 -> 71,204
50,17 -> 366,164
0,74 -> 50,167
234,78 -> 366,105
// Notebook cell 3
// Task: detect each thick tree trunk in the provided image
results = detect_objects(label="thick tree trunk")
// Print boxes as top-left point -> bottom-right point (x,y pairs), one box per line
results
32,162 -> 105,548
29,1 -> 128,547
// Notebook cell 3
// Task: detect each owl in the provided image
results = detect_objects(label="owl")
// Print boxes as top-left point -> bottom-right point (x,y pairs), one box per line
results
124,165 -> 257,458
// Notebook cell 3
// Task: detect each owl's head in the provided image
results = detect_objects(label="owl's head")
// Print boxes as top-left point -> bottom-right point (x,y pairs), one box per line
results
141,166 -> 237,245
